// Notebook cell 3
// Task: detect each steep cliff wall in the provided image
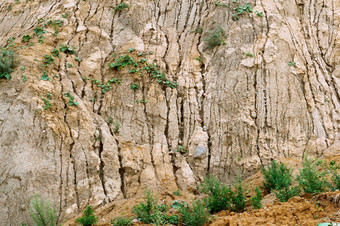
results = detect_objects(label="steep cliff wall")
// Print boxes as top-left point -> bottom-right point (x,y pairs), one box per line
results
0,0 -> 339,224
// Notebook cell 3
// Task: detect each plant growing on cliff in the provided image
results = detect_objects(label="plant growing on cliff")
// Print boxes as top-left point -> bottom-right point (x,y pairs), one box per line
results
250,187 -> 262,209
0,48 -> 18,79
232,3 -> 253,20
178,199 -> 210,226
59,44 -> 76,55
76,206 -> 98,226
274,185 -> 301,202
261,160 -> 293,193
296,156 -> 330,194
29,195 -> 59,226
64,92 -> 79,106
231,174 -> 248,212
203,26 -> 226,49
114,2 -> 130,11
111,216 -> 132,226
42,93 -> 53,110
199,175 -> 233,213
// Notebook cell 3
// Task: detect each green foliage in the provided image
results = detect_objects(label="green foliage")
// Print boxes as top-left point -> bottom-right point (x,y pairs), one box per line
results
84,77 -> 122,94
288,61 -> 296,66
34,27 -> 47,36
114,2 -> 130,11
134,99 -> 148,104
173,189 -> 181,196
232,3 -> 253,20
199,175 -> 233,213
111,217 -> 132,226
261,160 -> 293,193
178,199 -> 210,226
76,206 -> 98,226
28,195 -> 59,226
296,156 -> 330,194
62,13 -> 69,18
203,26 -> 226,49
130,82 -> 140,90
64,92 -> 79,106
0,48 -> 18,79
214,1 -> 229,7
67,63 -> 73,68
231,174 -> 248,212
75,56 -> 82,62
40,71 -> 51,81
107,117 -> 120,133
175,145 -> 188,154
250,187 -> 262,209
108,55 -> 135,70
327,161 -> 340,191
43,55 -> 55,66
132,189 -> 175,225
38,35 -> 45,44
22,35 -> 32,42
51,49 -> 60,58
132,189 -> 157,224
244,52 -> 254,57
274,185 -> 300,202
42,93 -> 53,110
108,53 -> 178,89
255,11 -> 263,17
59,44 -> 76,55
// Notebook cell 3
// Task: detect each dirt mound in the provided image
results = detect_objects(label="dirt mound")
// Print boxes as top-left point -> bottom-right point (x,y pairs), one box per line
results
211,192 -> 340,226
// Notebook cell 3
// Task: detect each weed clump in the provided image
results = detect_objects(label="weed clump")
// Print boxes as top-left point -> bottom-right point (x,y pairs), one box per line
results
0,48 -> 18,79
261,160 -> 293,193
111,216 -> 132,226
203,26 -> 226,49
250,187 -> 262,209
296,156 -> 330,194
178,199 -> 210,226
29,195 -> 59,226
199,175 -> 233,213
114,2 -> 130,11
76,206 -> 98,226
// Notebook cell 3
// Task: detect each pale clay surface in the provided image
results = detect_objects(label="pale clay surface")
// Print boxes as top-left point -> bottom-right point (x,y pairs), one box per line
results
0,0 -> 339,224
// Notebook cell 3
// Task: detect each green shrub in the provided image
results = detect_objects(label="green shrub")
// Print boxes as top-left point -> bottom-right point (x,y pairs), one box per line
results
199,175 -> 233,213
111,217 -> 132,226
203,26 -> 226,49
132,189 -> 157,224
75,206 -> 98,226
28,195 -> 59,226
0,48 -> 18,79
250,187 -> 262,209
296,156 -> 330,194
261,160 -> 293,192
59,44 -> 76,55
178,199 -> 210,226
231,174 -> 248,212
274,185 -> 300,202
327,161 -> 340,191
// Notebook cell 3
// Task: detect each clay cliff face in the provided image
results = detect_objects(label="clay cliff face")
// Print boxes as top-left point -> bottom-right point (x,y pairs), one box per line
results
0,0 -> 339,224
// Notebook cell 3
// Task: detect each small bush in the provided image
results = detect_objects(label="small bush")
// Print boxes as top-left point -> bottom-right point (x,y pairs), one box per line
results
203,26 -> 226,49
75,206 -> 98,226
199,175 -> 233,213
132,189 -> 157,224
28,195 -> 59,226
274,185 -> 300,202
296,156 -> 330,194
178,199 -> 210,226
111,217 -> 132,226
231,174 -> 248,212
261,160 -> 293,192
327,160 -> 340,191
0,48 -> 18,79
250,187 -> 262,209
